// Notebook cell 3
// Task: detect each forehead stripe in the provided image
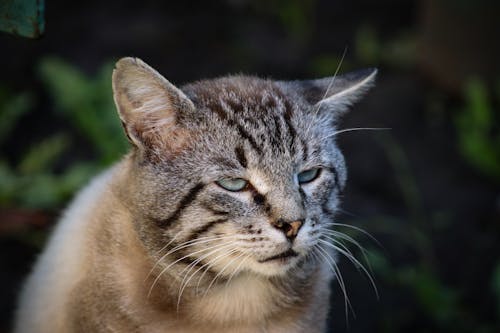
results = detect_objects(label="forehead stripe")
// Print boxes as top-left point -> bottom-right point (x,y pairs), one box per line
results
235,146 -> 248,168
209,102 -> 263,155
283,107 -> 297,155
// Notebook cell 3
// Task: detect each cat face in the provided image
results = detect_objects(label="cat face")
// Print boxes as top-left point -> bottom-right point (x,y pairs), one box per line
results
112,58 -> 376,280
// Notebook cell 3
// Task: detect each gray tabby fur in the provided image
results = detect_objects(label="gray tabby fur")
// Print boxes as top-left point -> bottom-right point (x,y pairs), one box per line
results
13,57 -> 376,333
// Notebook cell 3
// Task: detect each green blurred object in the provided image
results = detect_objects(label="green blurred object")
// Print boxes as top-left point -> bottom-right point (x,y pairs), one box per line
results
0,0 -> 44,38
455,79 -> 500,182
0,87 -> 33,144
39,57 -> 129,165
354,24 -> 416,69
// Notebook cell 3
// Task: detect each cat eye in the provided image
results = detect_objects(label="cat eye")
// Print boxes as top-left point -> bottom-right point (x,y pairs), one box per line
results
216,178 -> 248,192
297,168 -> 321,184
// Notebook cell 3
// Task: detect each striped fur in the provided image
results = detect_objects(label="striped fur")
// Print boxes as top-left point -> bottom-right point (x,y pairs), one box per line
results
14,57 -> 376,333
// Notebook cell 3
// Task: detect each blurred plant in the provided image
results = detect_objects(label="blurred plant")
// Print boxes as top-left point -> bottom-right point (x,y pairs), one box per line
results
341,134 -> 499,332
310,24 -> 416,78
39,57 -> 128,165
251,0 -> 315,43
0,87 -> 33,143
0,58 -> 128,211
309,53 -> 354,77
0,86 -> 72,210
354,24 -> 416,69
454,78 -> 500,182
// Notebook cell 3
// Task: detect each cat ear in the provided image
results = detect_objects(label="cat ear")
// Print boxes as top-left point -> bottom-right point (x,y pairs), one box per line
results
112,57 -> 194,152
284,68 -> 377,114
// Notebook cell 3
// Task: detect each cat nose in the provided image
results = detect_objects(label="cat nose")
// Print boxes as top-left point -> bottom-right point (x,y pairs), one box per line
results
273,219 -> 303,241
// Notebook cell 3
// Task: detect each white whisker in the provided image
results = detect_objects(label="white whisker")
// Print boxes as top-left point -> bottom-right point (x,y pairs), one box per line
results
305,47 -> 348,138
224,252 -> 250,290
203,250 -> 243,298
315,244 -> 354,321
145,234 -> 236,283
325,222 -> 381,246
319,239 -> 378,298
176,241 -> 238,308
322,231 -> 374,274
320,127 -> 391,142
147,239 -> 236,298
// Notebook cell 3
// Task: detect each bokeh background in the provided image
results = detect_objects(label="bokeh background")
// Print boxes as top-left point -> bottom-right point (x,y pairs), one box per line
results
1,0 -> 499,332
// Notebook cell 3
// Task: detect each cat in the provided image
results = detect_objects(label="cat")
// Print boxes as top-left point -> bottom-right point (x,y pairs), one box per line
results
13,57 -> 376,333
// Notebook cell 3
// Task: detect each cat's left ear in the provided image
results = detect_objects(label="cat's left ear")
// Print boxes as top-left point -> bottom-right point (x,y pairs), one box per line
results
282,68 -> 377,114
112,57 -> 195,156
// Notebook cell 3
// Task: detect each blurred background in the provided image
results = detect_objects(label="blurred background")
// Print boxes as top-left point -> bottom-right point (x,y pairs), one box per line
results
1,0 -> 499,332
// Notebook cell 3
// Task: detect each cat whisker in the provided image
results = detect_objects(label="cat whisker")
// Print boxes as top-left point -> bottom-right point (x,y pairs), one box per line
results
177,241 -> 238,287
179,241 -> 236,296
202,249 -> 244,299
176,241 -> 239,308
321,235 -> 357,261
147,239 -> 237,298
320,127 -> 391,142
336,208 -> 359,218
224,253 -> 251,290
146,234 -> 237,282
319,239 -> 379,299
154,230 -> 183,255
195,246 -> 243,293
325,222 -> 381,247
305,47 -> 348,140
314,244 -> 354,321
322,229 -> 372,267
161,234 -> 237,258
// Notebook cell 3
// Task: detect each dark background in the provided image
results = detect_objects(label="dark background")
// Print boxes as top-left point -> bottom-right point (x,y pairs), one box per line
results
1,0 -> 499,332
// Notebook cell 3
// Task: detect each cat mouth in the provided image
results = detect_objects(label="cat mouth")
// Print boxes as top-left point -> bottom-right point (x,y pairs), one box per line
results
259,249 -> 298,263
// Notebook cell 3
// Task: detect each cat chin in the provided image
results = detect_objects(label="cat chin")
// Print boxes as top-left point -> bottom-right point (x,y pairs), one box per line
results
247,256 -> 301,277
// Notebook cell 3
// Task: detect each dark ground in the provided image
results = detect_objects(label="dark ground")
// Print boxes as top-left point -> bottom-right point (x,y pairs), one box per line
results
1,0 -> 499,332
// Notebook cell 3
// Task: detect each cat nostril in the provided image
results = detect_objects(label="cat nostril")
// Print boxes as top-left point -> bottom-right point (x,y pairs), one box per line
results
273,219 -> 303,240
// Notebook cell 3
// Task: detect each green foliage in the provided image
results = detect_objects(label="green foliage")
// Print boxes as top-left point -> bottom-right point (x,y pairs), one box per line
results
0,87 -> 33,144
39,57 -> 128,165
455,79 -> 500,182
309,54 -> 353,77
0,132 -> 99,209
398,267 -> 459,325
251,0 -> 315,42
349,134 -> 499,332
0,58 -> 128,210
354,24 -> 416,69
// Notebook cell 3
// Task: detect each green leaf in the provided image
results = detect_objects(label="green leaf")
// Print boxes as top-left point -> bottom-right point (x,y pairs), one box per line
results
0,161 -> 18,206
0,88 -> 34,145
398,267 -> 459,325
38,57 -> 128,165
454,78 -> 500,181
17,133 -> 70,174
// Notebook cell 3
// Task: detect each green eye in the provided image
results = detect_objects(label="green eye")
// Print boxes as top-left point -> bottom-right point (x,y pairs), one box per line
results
297,168 -> 321,184
216,178 -> 248,192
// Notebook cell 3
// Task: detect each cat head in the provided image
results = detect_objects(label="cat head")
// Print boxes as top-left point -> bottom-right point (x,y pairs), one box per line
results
112,58 -> 376,278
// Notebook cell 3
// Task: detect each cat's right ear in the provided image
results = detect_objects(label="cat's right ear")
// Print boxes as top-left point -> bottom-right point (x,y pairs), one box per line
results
112,57 -> 194,154
282,68 -> 377,115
